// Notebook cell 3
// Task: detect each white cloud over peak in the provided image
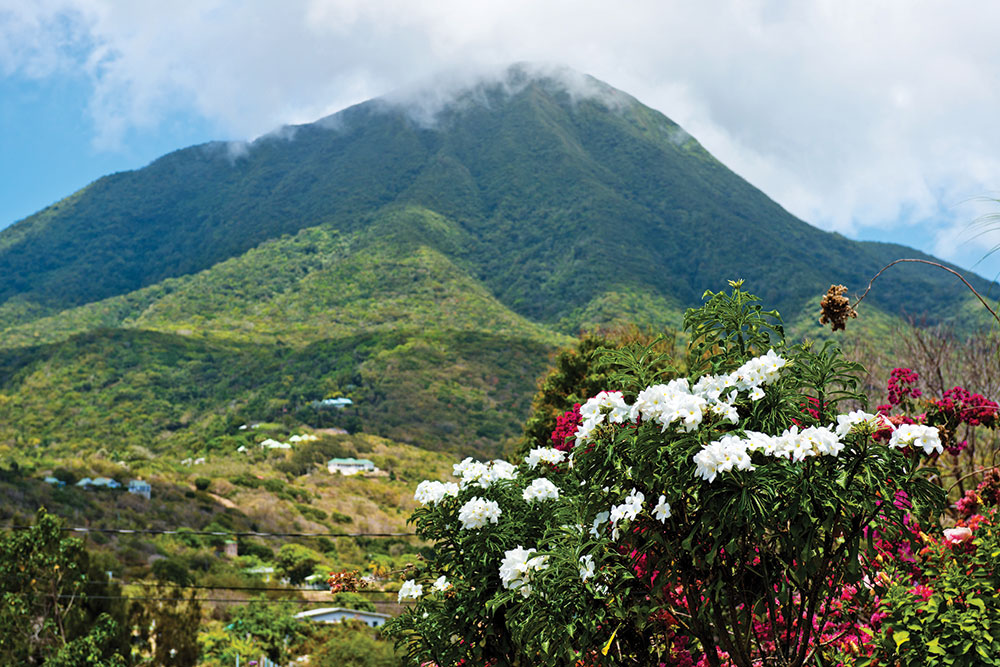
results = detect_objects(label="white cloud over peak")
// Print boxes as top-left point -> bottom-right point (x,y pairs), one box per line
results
3,0 -> 1000,274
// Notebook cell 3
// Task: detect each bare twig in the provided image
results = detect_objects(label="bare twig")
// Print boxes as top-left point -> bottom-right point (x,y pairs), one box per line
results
851,259 -> 1000,327
946,466 -> 998,496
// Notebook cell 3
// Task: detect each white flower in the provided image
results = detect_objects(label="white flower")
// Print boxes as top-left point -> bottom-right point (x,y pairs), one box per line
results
432,576 -> 451,593
525,447 -> 567,470
499,546 -> 549,597
749,386 -> 765,402
414,480 -> 460,506
609,488 -> 644,535
834,410 -> 889,438
590,510 -> 610,538
453,457 -> 487,482
575,391 -> 631,445
889,424 -> 943,455
653,495 -> 671,523
398,579 -> 423,602
522,478 -> 560,503
487,460 -> 518,482
579,554 -> 596,582
458,497 -> 502,530
453,458 -> 517,489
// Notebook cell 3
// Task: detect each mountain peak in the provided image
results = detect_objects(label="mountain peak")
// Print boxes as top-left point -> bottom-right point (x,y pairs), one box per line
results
311,63 -> 637,131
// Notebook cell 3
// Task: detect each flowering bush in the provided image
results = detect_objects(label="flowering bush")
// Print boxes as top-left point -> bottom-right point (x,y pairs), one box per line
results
875,508 -> 1000,665
383,283 -> 946,666
876,367 -> 999,458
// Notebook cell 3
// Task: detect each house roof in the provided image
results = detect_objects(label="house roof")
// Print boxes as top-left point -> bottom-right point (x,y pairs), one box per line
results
327,458 -> 375,466
294,607 -> 391,620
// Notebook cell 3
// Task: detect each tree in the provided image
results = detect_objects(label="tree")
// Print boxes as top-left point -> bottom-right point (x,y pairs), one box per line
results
309,622 -> 398,667
128,586 -> 201,666
274,543 -> 324,585
226,599 -> 303,662
514,326 -> 678,458
0,508 -> 129,665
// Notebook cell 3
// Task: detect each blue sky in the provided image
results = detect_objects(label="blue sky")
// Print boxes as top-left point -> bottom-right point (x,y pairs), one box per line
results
3,1 -> 1000,281
0,71 -> 224,226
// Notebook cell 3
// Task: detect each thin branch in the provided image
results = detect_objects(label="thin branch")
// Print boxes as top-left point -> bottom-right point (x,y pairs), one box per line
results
946,466 -> 998,495
851,258 -> 1000,327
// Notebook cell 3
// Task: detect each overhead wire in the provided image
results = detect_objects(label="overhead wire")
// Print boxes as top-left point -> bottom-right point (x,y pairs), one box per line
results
3,525 -> 418,538
83,581 -> 402,596
43,593 -> 411,606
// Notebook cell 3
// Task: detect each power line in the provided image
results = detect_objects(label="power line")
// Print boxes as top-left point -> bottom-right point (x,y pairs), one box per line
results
57,594 -> 409,606
3,525 -> 418,538
85,581 -> 401,596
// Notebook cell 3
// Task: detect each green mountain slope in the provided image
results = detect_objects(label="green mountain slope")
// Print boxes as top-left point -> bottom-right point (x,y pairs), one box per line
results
0,211 -> 563,348
0,64 -> 992,332
0,64 -> 994,467
0,326 -> 555,458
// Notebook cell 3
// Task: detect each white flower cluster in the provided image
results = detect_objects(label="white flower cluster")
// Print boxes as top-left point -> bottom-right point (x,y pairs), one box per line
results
579,554 -> 596,582
524,447 -> 567,470
630,379 -> 713,433
574,391 -> 631,446
693,408 -> 944,483
522,478 -> 560,503
453,458 -> 518,489
609,489 -> 644,538
834,410 -> 888,438
499,546 -> 549,597
458,496 -> 502,529
694,425 -> 845,482
575,350 -> 788,446
414,480 -> 460,506
398,579 -> 423,602
835,411 -> 941,455
729,349 -> 787,391
693,434 -> 755,482
889,423 -> 943,455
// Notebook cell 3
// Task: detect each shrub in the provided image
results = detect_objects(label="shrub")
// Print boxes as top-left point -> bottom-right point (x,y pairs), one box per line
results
153,556 -> 193,586
274,543 -> 325,585
383,283 -> 946,667
194,477 -> 211,491
237,540 -> 273,561
876,509 -> 1000,665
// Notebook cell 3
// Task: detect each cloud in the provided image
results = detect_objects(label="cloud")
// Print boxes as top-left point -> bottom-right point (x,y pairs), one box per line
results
4,0 -> 1000,274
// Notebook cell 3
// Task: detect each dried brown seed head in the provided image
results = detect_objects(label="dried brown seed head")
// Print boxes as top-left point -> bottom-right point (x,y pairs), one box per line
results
819,284 -> 858,332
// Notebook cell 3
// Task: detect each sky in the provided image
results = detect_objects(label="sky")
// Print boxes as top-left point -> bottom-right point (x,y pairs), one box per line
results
3,1 -> 1000,280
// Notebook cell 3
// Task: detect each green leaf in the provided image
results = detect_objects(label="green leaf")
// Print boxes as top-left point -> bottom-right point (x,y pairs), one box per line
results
893,630 -> 910,650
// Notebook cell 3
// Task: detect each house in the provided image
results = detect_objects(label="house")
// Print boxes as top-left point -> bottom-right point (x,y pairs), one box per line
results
76,477 -> 121,490
313,397 -> 353,409
245,566 -> 275,583
327,458 -> 377,475
128,479 -> 152,499
43,476 -> 66,487
294,607 -> 391,628
260,438 -> 291,449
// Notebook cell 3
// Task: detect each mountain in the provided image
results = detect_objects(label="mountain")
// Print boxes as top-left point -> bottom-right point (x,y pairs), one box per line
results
0,64 -> 994,462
